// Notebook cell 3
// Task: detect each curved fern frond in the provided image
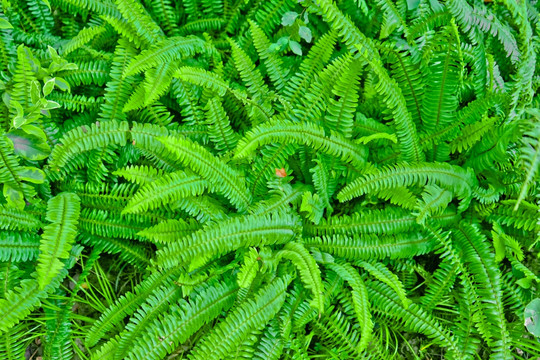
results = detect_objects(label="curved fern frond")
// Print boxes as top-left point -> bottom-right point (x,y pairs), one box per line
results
360,261 -> 410,308
158,135 -> 252,211
189,277 -> 290,360
229,38 -> 269,102
413,184 -> 453,225
122,170 -> 208,214
452,224 -> 512,358
49,120 -> 130,170
115,0 -> 163,46
124,36 -> 213,77
126,280 -> 239,360
248,20 -> 287,91
326,261 -> 372,351
85,267 -> 182,347
235,120 -> 367,167
277,242 -> 324,313
367,280 -> 463,359
338,162 -> 476,209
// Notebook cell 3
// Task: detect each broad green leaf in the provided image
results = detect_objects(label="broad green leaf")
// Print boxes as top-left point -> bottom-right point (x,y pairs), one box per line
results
282,11 -> 298,26
289,41 -> 302,55
3,184 -> 24,210
6,129 -> 51,161
54,77 -> 70,91
31,80 -> 41,104
525,299 -> 540,337
0,18 -> 13,29
298,26 -> 312,43
18,167 -> 45,184
43,78 -> 55,96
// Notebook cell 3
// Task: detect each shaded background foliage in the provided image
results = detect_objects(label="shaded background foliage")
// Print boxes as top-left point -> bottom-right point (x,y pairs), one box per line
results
0,0 -> 539,359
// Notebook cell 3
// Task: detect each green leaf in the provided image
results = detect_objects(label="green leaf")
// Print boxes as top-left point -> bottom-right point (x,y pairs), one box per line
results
289,40 -> 302,55
3,184 -> 25,210
300,192 -> 325,224
525,299 -> 540,337
43,78 -> 56,96
43,100 -> 61,110
0,18 -> 13,29
6,129 -> 51,161
31,81 -> 41,104
298,26 -> 312,43
18,167 -> 45,184
282,11 -> 298,26
12,115 -> 26,129
54,77 -> 70,92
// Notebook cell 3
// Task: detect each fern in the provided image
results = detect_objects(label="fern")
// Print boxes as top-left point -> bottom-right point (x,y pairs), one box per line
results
36,192 -> 81,289
1,0 -> 538,358
159,135 -> 252,211
122,170 -> 208,214
157,212 -> 300,270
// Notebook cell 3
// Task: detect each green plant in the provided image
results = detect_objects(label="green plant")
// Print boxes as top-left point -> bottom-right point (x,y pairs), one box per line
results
0,0 -> 539,359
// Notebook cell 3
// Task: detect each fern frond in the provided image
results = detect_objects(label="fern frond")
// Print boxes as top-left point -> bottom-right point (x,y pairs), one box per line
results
367,280 -> 462,358
229,38 -> 269,102
304,232 -> 436,260
137,218 -> 200,243
61,25 -> 106,56
113,165 -> 165,185
0,231 -> 40,262
325,59 -> 362,138
488,200 -> 538,232
413,184 -> 453,225
123,170 -> 207,214
420,260 -> 459,312
36,192 -> 80,289
235,120 -> 367,167
0,205 -> 41,230
354,43 -> 424,162
452,224 -> 512,358
115,0 -> 163,46
205,96 -> 239,154
515,117 -> 540,209
123,36 -> 212,77
360,261 -> 410,308
124,279 -> 237,360
248,20 -> 287,90
97,38 -> 138,123
449,116 -> 496,154
278,242 -> 324,313
421,48 -> 460,136
304,206 -> 453,236
159,135 -> 252,211
157,212 -> 300,269
326,261 -> 372,351
171,195 -> 229,223
49,120 -> 130,170
0,247 -> 81,333
140,61 -> 179,108
338,162 -> 476,209
189,277 -> 290,360
85,267 -> 182,347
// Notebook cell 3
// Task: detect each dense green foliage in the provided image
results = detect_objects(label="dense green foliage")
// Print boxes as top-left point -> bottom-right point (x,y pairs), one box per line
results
0,0 -> 539,358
